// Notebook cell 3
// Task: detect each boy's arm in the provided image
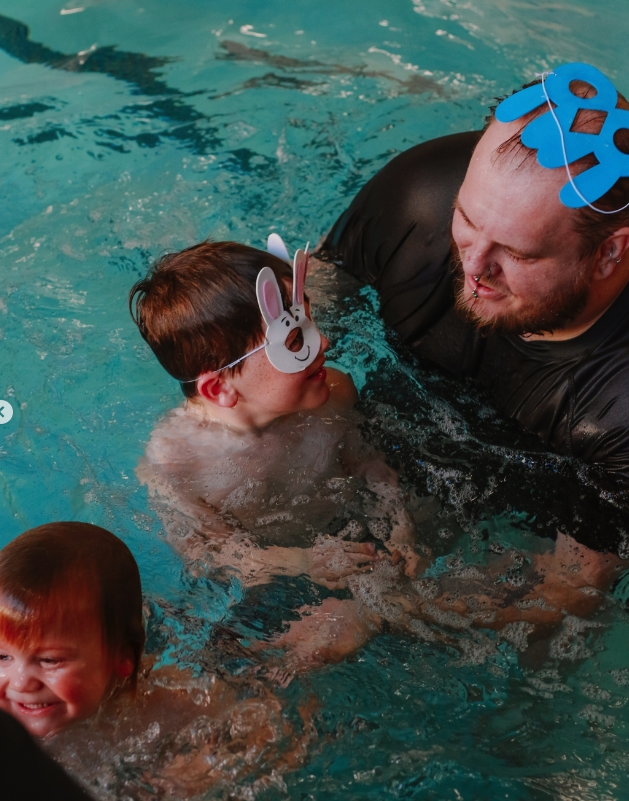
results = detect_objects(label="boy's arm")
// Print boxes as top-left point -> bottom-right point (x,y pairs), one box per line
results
338,428 -> 429,576
137,458 -> 377,588
324,367 -> 426,570
326,367 -> 359,409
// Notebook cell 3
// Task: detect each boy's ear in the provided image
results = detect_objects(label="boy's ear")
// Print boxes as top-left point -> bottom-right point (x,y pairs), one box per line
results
114,656 -> 134,679
112,647 -> 134,679
196,372 -> 239,408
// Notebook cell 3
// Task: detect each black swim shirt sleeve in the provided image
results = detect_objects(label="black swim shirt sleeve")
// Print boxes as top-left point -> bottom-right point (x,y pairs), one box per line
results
320,131 -> 481,343
571,357 -> 629,478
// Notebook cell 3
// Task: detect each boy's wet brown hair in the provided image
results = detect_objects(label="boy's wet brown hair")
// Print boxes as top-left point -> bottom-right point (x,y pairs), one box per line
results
0,522 -> 145,691
129,241 -> 293,398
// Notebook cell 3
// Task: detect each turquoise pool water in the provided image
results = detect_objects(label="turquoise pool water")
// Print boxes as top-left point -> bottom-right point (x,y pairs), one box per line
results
2,0 -> 629,798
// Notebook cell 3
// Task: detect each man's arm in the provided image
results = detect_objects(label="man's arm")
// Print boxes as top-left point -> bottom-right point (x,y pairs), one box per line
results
319,131 -> 481,343
412,532 -> 625,635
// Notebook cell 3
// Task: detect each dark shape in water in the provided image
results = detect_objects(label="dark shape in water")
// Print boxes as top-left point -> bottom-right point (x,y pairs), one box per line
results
0,13 -> 438,158
14,126 -> 76,146
219,40 -> 444,96
0,12 -> 176,96
0,100 -> 55,120
0,13 -> 221,154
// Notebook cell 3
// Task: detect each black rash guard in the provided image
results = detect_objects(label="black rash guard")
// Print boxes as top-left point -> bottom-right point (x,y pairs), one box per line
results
321,131 -> 629,479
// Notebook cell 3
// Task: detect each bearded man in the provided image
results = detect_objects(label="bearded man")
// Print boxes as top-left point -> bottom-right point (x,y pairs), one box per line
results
321,64 -> 629,479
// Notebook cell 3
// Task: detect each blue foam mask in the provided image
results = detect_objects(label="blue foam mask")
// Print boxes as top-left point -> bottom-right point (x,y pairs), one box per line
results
494,62 -> 629,211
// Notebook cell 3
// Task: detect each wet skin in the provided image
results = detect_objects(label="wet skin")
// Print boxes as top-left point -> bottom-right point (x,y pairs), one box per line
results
452,119 -> 629,340
0,612 -> 131,737
194,292 -> 333,431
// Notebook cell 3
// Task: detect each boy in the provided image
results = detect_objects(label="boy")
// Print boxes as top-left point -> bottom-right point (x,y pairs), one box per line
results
130,237 -> 422,665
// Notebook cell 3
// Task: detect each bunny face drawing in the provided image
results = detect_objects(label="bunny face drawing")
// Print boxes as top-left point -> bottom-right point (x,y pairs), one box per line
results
256,247 -> 322,374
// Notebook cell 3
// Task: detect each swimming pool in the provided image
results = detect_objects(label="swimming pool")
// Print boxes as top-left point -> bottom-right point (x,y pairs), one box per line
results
1,0 -> 629,797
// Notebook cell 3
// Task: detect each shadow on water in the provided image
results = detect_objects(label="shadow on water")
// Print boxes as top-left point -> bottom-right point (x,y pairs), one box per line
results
0,13 -> 177,95
214,39 -> 445,98
0,12 -> 222,154
0,13 -> 445,157
0,100 -> 56,120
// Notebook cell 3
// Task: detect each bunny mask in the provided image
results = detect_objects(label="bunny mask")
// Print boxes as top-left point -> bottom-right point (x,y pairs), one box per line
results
180,235 -> 322,382
255,234 -> 322,374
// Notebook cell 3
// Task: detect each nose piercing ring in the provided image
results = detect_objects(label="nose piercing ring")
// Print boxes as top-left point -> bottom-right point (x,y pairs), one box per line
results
473,266 -> 492,284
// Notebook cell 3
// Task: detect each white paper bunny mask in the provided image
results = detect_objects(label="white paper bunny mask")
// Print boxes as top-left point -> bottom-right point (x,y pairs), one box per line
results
256,234 -> 321,374
180,235 -> 322,381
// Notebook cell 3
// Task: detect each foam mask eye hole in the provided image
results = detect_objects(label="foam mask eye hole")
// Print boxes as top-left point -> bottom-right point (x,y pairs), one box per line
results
285,327 -> 304,353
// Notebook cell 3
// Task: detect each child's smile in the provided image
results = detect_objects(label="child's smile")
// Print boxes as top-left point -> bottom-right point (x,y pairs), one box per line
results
0,614 -> 123,737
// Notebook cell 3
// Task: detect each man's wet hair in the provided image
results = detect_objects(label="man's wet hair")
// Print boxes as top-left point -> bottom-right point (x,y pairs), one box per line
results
486,79 -> 629,258
129,241 -> 292,398
0,522 -> 145,690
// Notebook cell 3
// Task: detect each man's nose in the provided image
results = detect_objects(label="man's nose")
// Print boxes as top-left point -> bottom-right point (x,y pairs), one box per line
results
320,333 -> 330,353
461,239 -> 492,276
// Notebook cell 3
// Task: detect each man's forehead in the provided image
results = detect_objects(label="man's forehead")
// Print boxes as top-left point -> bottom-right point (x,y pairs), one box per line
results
472,119 -> 565,188
458,121 -> 575,250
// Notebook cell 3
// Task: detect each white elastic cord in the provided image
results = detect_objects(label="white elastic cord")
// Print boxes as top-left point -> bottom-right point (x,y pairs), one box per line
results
180,341 -> 267,384
536,70 -> 629,215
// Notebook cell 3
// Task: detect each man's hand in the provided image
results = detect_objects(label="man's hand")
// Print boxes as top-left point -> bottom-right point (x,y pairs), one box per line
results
384,542 -> 429,579
306,537 -> 378,589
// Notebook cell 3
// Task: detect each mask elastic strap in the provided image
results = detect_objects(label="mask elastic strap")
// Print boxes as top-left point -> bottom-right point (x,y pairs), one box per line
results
537,70 -> 629,215
180,341 -> 267,384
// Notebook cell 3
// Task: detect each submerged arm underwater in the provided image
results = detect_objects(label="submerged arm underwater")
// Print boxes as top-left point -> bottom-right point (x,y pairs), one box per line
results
376,531 -> 626,653
137,456 -> 378,589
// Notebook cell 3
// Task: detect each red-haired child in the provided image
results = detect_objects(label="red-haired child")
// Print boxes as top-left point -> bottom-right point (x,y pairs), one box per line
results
0,522 -> 314,797
0,522 -> 144,738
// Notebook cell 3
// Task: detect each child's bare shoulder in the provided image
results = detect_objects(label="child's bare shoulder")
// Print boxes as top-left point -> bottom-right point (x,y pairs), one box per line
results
143,404 -> 243,466
326,368 -> 358,409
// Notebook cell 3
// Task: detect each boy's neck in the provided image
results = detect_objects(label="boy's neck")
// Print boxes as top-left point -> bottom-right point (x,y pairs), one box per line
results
187,396 -> 285,433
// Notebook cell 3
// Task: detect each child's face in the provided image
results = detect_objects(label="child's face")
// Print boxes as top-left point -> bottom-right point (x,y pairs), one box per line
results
232,326 -> 331,420
0,612 -> 119,738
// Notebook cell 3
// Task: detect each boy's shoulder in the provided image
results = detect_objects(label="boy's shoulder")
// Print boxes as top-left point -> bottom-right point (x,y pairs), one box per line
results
326,368 -> 358,410
144,403 -> 249,466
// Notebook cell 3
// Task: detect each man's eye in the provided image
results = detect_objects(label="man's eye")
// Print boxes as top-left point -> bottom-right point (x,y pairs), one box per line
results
285,328 -> 304,353
39,658 -> 62,667
0,653 -> 10,662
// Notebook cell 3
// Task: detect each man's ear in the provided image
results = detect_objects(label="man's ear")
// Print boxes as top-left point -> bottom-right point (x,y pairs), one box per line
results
196,372 -> 239,408
594,227 -> 629,280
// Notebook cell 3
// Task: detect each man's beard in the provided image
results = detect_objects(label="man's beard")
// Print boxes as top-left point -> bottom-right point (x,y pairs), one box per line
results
451,243 -> 593,337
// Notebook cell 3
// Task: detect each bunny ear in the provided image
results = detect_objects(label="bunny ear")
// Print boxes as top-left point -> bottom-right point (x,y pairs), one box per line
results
256,267 -> 283,326
292,243 -> 310,306
267,233 -> 291,265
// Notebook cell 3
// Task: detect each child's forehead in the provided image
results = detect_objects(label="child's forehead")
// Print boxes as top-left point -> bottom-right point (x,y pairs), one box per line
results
0,630 -> 82,655
0,589 -> 104,649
